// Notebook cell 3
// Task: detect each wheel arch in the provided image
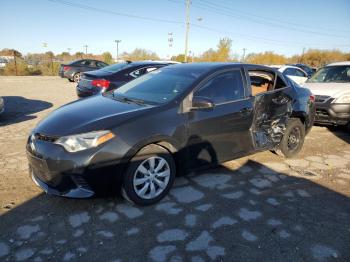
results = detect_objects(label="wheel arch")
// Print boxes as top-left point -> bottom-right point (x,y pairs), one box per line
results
123,136 -> 182,176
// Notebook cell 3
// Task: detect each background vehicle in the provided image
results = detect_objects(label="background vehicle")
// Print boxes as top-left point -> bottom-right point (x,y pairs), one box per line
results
0,96 -> 4,115
27,63 -> 315,205
270,65 -> 308,85
288,63 -> 315,77
302,61 -> 350,127
59,59 -> 109,83
76,61 -> 176,98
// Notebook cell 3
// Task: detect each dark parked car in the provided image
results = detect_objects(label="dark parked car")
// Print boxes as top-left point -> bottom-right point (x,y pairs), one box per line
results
0,96 -> 4,115
76,61 -> 176,98
59,59 -> 109,83
27,63 -> 315,205
288,63 -> 315,77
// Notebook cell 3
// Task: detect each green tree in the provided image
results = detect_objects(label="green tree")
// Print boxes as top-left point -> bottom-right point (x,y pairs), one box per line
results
102,52 -> 113,64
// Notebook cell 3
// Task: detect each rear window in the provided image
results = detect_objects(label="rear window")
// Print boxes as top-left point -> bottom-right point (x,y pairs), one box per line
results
100,63 -> 132,73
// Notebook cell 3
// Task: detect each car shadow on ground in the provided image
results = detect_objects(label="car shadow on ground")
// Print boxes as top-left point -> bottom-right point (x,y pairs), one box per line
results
0,160 -> 349,261
0,96 -> 53,126
326,125 -> 350,144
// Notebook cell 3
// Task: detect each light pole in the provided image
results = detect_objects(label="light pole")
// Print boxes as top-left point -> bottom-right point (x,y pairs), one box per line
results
184,0 -> 191,62
242,48 -> 247,62
115,40 -> 121,62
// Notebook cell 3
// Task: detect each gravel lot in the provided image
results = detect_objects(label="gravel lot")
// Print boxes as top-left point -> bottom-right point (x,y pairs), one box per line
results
0,76 -> 349,262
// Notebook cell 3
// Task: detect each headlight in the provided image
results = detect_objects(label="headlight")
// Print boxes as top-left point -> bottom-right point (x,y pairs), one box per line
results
333,95 -> 350,103
54,130 -> 115,152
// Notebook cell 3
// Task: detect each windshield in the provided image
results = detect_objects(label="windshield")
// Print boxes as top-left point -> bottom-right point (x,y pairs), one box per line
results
112,67 -> 202,104
307,65 -> 350,83
100,63 -> 132,73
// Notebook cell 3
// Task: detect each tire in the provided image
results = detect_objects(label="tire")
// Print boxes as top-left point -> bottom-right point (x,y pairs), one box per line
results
68,78 -> 74,82
276,118 -> 305,158
121,144 -> 176,206
73,72 -> 81,83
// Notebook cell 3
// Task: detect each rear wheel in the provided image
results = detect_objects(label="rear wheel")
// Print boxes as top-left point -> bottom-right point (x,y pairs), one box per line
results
121,144 -> 175,205
276,118 -> 305,158
73,72 -> 81,83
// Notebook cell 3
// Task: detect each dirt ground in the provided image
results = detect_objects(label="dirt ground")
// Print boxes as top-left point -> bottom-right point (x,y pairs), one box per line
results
0,76 -> 349,261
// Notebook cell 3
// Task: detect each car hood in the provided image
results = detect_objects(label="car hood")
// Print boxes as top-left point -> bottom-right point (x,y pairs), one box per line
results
34,95 -> 154,136
302,82 -> 350,98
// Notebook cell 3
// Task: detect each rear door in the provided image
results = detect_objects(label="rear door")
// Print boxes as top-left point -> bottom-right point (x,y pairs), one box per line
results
185,68 -> 255,167
247,66 -> 294,150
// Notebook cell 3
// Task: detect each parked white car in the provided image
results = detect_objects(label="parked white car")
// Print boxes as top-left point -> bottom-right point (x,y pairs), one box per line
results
270,65 -> 308,85
302,61 -> 350,127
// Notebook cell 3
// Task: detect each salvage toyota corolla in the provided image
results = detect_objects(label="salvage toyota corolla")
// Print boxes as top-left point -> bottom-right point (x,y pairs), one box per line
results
27,63 -> 315,205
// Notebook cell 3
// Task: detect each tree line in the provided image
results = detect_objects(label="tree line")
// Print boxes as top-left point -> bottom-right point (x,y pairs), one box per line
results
1,40 -> 349,76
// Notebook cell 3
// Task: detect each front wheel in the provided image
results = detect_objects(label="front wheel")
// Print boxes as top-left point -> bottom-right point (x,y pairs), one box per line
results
121,144 -> 175,206
276,118 -> 305,158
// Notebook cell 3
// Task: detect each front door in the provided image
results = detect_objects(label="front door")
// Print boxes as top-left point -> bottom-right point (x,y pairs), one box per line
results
185,69 -> 255,169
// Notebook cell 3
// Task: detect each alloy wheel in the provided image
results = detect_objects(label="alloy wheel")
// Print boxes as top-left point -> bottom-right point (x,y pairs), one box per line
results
133,156 -> 170,200
287,126 -> 301,151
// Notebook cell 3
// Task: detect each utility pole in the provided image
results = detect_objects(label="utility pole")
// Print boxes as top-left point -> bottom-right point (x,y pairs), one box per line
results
67,48 -> 71,54
84,45 -> 88,55
115,40 -> 121,62
184,0 -> 191,62
13,50 -> 17,76
168,33 -> 173,60
242,48 -> 247,62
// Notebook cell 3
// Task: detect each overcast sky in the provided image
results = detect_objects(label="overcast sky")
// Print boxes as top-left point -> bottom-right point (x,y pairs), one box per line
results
1,0 -> 350,58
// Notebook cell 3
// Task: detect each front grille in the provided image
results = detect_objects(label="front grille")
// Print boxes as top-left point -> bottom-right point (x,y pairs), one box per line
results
315,95 -> 331,103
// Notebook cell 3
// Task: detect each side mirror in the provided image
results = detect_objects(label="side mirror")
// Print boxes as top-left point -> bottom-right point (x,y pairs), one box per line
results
191,96 -> 215,110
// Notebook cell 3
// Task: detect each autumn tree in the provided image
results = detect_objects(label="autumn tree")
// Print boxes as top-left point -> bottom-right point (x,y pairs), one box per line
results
171,54 -> 186,62
122,48 -> 159,61
245,51 -> 287,65
197,38 -> 233,62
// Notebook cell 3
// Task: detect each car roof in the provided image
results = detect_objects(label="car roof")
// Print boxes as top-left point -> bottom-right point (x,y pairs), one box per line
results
166,62 -> 284,73
126,61 -> 177,66
326,61 -> 350,66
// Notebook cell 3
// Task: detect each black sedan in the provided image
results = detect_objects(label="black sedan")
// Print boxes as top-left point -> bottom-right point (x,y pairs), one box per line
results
59,59 -> 109,83
76,61 -> 176,98
0,96 -> 4,115
27,63 -> 315,205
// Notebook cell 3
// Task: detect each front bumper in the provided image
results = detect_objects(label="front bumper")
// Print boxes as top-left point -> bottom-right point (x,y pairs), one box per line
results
315,98 -> 350,125
31,170 -> 94,198
26,133 -> 132,198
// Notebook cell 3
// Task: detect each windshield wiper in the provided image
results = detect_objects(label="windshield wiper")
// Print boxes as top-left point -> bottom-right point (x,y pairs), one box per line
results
112,94 -> 146,105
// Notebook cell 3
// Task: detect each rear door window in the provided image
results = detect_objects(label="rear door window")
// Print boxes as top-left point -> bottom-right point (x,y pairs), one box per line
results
249,69 -> 287,96
195,70 -> 245,104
